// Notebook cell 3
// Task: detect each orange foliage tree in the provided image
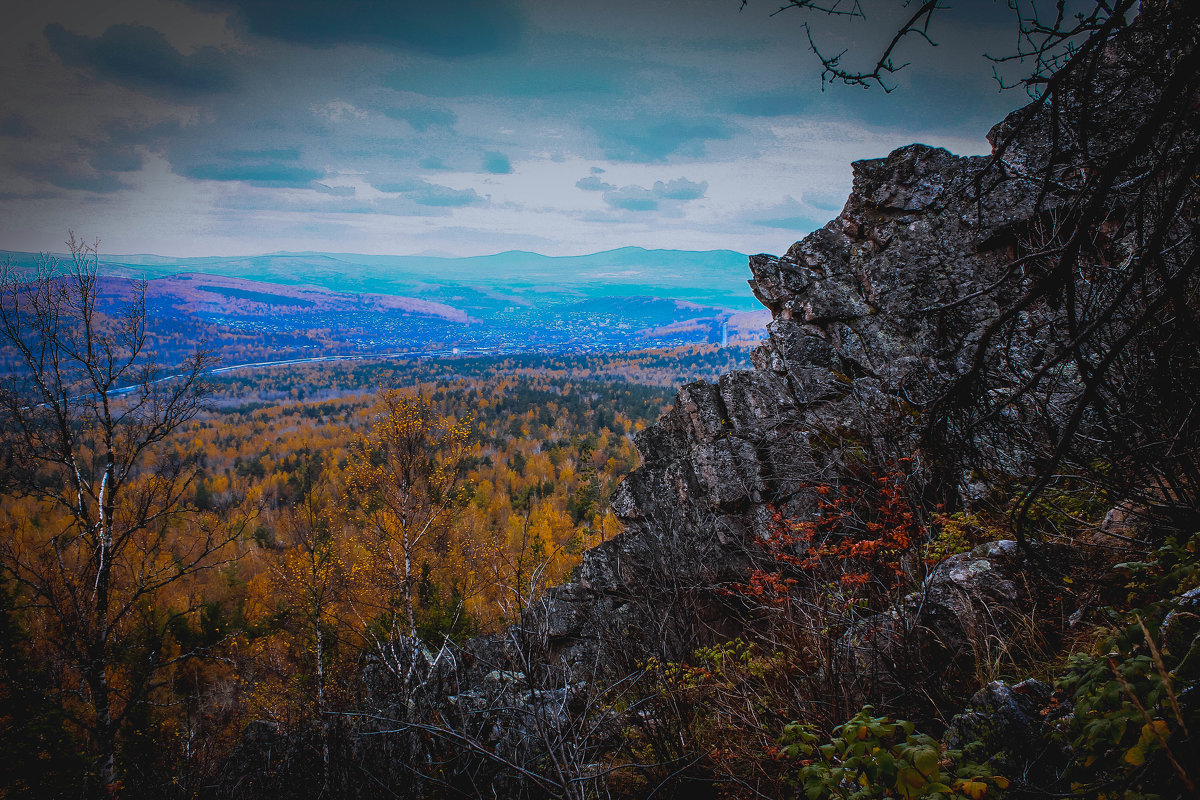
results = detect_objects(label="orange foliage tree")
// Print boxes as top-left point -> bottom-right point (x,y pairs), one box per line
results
346,390 -> 474,678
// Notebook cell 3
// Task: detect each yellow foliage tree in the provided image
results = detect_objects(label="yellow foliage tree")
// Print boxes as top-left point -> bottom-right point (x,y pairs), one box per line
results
346,390 -> 473,677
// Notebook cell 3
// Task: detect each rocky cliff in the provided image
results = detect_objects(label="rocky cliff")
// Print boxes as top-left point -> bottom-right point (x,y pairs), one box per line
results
526,134 -> 1047,681
518,0 -> 1199,698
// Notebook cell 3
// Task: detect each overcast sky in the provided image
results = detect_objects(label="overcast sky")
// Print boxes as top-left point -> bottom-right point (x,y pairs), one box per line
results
0,0 -> 1028,258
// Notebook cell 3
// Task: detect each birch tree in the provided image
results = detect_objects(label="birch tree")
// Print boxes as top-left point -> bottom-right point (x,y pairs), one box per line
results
347,390 -> 473,679
0,236 -> 228,798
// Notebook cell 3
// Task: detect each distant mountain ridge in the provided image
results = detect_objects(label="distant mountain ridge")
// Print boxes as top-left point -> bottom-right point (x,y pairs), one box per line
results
96,273 -> 472,323
0,246 -> 768,360
1,246 -> 759,312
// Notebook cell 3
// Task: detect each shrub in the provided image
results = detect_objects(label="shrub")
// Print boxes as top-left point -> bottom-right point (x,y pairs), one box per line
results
778,708 -> 1008,800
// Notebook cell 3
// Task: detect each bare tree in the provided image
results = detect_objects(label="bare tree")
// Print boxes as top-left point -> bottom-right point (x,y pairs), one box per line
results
0,235 -> 231,797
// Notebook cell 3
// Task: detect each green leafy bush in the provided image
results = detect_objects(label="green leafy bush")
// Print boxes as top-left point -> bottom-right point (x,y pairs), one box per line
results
779,708 -> 1008,800
1054,533 -> 1200,797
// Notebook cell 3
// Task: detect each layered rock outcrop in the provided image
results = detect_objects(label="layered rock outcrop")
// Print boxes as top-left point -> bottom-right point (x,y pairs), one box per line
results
522,133 -> 1052,679
522,0 -> 1200,685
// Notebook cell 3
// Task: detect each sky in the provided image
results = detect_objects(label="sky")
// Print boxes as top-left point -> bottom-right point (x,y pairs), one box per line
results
0,0 -> 1030,258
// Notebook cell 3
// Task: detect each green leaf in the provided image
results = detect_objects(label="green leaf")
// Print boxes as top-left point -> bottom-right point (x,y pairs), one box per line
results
913,747 -> 940,777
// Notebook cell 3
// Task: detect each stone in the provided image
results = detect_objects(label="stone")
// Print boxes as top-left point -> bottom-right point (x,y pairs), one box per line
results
943,679 -> 1072,782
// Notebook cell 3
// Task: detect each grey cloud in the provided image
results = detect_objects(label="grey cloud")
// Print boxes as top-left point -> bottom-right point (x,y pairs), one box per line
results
380,104 -> 457,131
385,45 -> 623,99
20,162 -> 131,194
591,116 -> 735,162
604,186 -> 658,211
221,147 -> 303,162
600,177 -> 708,213
729,90 -> 809,118
0,115 -> 34,138
801,190 -> 845,212
575,176 -> 615,192
216,185 -> 477,216
411,184 -> 483,207
44,23 -> 236,97
482,151 -> 512,174
181,157 -> 323,188
170,143 -> 328,188
752,215 -> 822,230
90,146 -> 143,173
189,0 -> 523,57
654,177 -> 707,200
314,183 -> 355,197
0,190 -> 60,201
742,196 -> 825,231
372,179 -> 483,208
105,120 -> 184,146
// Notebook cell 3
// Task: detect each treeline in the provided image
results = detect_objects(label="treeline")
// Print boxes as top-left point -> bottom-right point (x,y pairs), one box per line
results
204,345 -> 753,401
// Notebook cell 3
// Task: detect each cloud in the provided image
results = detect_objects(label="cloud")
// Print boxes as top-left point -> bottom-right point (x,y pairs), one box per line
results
19,162 -> 131,194
827,65 -> 1016,135
380,104 -> 457,131
184,163 -> 324,186
742,196 -> 826,231
0,190 -> 60,201
222,147 -> 303,162
44,23 -> 235,97
0,115 -> 33,138
383,46 -> 623,99
801,190 -> 845,212
313,183 -> 355,197
105,120 -> 184,146
484,66 -> 613,97
575,175 -> 615,192
482,151 -> 512,174
372,179 -> 483,208
604,185 -> 658,211
190,0 -> 523,57
312,100 -> 368,122
598,176 -> 708,213
591,116 -> 735,162
752,215 -> 823,230
654,177 -> 706,200
419,156 -> 449,170
730,90 -> 809,117
90,147 -> 143,173
178,149 -> 323,187
409,183 -> 483,207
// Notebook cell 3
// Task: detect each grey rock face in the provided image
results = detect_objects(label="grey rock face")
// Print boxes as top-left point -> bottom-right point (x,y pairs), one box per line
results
841,540 -> 1060,705
522,0 -> 1198,686
526,135 -> 1050,674
944,679 -> 1072,784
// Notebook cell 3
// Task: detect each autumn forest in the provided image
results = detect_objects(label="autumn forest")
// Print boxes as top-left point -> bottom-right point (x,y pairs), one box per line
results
0,249 -> 759,797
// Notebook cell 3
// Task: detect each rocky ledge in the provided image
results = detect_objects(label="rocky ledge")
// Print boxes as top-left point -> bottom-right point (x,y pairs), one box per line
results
516,127 -> 1055,682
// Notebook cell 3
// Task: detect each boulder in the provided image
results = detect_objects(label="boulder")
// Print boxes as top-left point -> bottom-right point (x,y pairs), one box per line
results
944,679 -> 1072,784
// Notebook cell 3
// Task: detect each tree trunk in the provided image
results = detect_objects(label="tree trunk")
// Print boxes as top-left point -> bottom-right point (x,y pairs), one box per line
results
87,657 -> 117,798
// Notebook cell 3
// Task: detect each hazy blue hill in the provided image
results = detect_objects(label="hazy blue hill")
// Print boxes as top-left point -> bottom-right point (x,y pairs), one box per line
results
2,246 -> 768,361
77,247 -> 759,311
